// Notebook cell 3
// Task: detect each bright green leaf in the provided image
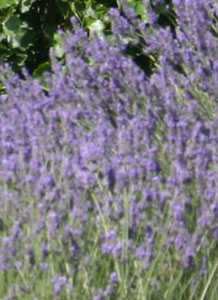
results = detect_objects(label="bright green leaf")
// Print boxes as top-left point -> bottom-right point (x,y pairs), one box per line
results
53,33 -> 64,58
21,0 -> 35,13
0,0 -> 18,9
88,20 -> 104,37
33,61 -> 51,78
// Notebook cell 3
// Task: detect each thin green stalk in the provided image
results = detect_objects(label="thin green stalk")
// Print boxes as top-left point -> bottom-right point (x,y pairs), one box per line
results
200,260 -> 218,300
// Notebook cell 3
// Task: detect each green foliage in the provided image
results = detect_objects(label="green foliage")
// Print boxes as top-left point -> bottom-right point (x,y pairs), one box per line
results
0,0 -> 118,74
128,0 -> 148,21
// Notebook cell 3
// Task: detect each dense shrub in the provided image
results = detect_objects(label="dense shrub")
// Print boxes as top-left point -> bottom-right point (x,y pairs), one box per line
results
0,0 -> 218,299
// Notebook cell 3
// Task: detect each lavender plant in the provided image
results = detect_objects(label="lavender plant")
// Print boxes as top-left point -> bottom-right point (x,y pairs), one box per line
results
0,0 -> 218,299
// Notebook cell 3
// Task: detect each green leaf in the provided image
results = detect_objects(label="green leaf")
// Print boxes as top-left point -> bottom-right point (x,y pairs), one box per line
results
4,15 -> 22,32
0,0 -> 18,9
135,2 -> 148,21
20,0 -> 35,13
53,33 -> 64,58
127,0 -> 148,21
33,62 -> 51,79
88,19 -> 104,37
3,15 -> 28,48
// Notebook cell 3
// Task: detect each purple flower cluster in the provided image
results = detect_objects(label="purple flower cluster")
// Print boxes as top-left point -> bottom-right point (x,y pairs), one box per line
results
0,0 -> 217,297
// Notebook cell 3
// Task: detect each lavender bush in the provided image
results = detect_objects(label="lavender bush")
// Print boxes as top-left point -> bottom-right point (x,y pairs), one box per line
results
0,1 -> 218,299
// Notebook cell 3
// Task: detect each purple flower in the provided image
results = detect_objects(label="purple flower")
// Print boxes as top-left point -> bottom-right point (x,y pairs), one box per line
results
172,203 -> 184,221
47,210 -> 60,236
52,275 -> 68,295
109,272 -> 118,285
0,1 -> 217,293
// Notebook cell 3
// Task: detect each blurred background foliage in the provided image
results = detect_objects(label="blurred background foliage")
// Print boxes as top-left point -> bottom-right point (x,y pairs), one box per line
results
0,0 -> 175,76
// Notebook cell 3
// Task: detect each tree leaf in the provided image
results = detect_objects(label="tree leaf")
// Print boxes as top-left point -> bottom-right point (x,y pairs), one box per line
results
33,62 -> 51,79
4,15 -> 22,32
0,0 -> 18,9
